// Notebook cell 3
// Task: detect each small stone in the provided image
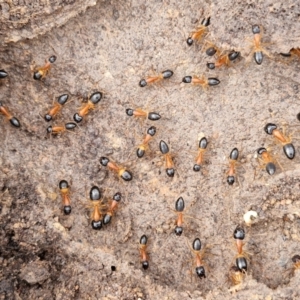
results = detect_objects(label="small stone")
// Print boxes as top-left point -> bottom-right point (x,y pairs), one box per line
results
19,261 -> 50,284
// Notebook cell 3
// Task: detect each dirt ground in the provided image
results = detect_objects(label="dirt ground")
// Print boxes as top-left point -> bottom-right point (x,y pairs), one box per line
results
1,0 -> 300,299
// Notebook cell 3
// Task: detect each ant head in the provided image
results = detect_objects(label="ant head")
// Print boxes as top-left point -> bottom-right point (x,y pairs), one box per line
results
33,71 -> 42,80
233,226 -> 245,240
207,63 -> 215,70
292,255 -> 300,263
90,186 -> 101,201
100,157 -> 109,166
264,123 -> 277,135
49,55 -> 57,63
63,206 -> 71,215
73,113 -> 83,123
257,147 -> 267,155
147,126 -> 157,137
182,76 -> 192,83
59,180 -> 69,190
196,266 -> 206,278
46,126 -> 53,134
252,25 -> 260,34
91,220 -> 102,230
166,168 -> 175,177
113,192 -> 122,202
120,170 -> 133,181
227,176 -> 235,185
175,226 -> 183,236
44,114 -> 52,122
126,108 -> 134,116
142,261 -> 149,270
186,37 -> 194,46
139,79 -> 147,87
193,164 -> 201,172
201,17 -> 211,27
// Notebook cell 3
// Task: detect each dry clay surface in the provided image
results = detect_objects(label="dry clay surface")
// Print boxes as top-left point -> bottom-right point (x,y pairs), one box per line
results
1,0 -> 300,299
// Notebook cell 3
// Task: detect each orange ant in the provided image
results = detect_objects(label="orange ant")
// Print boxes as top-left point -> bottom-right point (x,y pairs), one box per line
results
190,238 -> 206,279
233,226 -> 248,272
33,55 -> 56,80
47,122 -> 77,135
264,123 -> 295,160
207,51 -> 240,69
0,70 -> 8,79
174,197 -> 185,235
0,102 -> 20,128
182,75 -> 220,89
257,147 -> 277,175
280,48 -> 300,59
89,186 -> 106,230
44,94 -> 69,122
59,180 -> 72,215
159,140 -> 175,177
137,126 -> 157,158
226,148 -> 239,185
193,137 -> 208,172
139,234 -> 149,270
126,107 -> 161,121
99,157 -> 133,181
139,70 -> 173,87
103,192 -> 122,225
186,17 -> 210,46
250,25 -> 270,65
73,92 -> 103,123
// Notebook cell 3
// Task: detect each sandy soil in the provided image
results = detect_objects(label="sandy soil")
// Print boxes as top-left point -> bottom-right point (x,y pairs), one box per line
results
1,0 -> 300,299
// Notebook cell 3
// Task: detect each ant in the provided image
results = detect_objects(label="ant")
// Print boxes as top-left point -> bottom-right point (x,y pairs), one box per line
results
226,148 -> 239,185
257,147 -> 277,175
59,180 -> 72,215
174,197 -> 185,236
100,157 -> 133,181
0,70 -> 8,79
207,51 -> 240,70
233,226 -> 248,272
280,48 -> 300,59
264,123 -> 295,160
139,234 -> 149,270
89,186 -> 106,230
73,92 -> 103,123
126,107 -> 161,121
0,102 -> 20,128
193,137 -> 208,172
137,126 -> 157,158
44,94 -> 69,122
186,17 -> 210,46
159,140 -> 175,177
250,25 -> 270,65
182,75 -> 220,89
47,122 -> 77,135
139,70 -> 173,87
33,55 -> 56,80
103,192 -> 122,225
190,238 -> 206,279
